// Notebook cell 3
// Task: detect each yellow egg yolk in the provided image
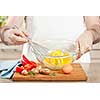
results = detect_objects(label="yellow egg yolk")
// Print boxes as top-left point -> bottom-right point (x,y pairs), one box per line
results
44,49 -> 73,68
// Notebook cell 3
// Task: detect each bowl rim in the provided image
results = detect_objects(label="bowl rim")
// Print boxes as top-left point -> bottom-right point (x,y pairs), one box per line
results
41,39 -> 76,44
41,39 -> 77,58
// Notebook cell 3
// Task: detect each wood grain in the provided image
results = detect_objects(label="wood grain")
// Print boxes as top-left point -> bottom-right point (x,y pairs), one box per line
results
12,64 -> 87,81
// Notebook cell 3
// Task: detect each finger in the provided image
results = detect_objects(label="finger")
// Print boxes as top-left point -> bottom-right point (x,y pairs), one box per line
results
80,45 -> 85,55
12,25 -> 29,37
22,30 -> 29,37
11,29 -> 27,38
9,34 -> 28,45
83,46 -> 92,54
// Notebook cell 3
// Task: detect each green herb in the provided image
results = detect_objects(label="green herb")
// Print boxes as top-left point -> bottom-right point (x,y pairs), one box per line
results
28,71 -> 35,77
49,72 -> 56,76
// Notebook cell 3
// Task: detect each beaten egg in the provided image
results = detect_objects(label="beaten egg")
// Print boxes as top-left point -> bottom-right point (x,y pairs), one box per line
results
43,49 -> 73,69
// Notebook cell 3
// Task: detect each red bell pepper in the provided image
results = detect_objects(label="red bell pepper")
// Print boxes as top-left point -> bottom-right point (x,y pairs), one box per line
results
21,55 -> 37,67
22,60 -> 28,66
16,66 -> 24,73
24,64 -> 33,70
22,55 -> 32,64
30,61 -> 37,67
16,55 -> 38,73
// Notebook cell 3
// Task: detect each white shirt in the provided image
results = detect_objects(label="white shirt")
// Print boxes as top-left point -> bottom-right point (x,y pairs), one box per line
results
23,16 -> 90,63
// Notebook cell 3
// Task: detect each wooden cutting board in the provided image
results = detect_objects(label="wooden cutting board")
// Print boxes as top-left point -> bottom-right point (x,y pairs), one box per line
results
12,64 -> 87,81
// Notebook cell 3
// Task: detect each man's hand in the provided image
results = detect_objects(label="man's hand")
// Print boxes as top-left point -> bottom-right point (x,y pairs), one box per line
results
2,28 -> 28,45
76,31 -> 94,59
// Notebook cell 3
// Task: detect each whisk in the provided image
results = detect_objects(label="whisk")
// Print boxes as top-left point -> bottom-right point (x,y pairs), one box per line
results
13,25 -> 49,64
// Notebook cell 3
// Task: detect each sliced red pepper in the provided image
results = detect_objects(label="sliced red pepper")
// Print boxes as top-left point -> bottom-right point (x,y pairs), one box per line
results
16,66 -> 24,73
30,61 -> 37,67
24,64 -> 35,70
22,55 -> 32,64
22,55 -> 38,68
22,60 -> 28,66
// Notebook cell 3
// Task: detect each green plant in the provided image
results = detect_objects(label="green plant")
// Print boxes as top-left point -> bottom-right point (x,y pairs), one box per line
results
0,16 -> 8,27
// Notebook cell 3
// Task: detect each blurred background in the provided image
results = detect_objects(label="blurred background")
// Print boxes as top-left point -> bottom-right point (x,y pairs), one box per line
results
0,16 -> 100,63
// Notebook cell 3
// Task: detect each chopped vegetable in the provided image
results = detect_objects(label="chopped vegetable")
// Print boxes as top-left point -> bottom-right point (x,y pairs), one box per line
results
21,55 -> 37,67
16,55 -> 38,75
39,68 -> 51,75
22,60 -> 28,66
36,65 -> 42,70
21,70 -> 28,75
24,64 -> 34,70
16,55 -> 53,76
31,68 -> 39,74
16,66 -> 24,73
30,61 -> 37,68
28,71 -> 36,76
22,55 -> 32,64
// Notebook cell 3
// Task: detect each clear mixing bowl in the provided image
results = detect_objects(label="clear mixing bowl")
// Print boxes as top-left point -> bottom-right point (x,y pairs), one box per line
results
37,39 -> 77,70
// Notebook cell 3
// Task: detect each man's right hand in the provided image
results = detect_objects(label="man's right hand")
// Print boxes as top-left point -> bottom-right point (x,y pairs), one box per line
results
2,28 -> 28,45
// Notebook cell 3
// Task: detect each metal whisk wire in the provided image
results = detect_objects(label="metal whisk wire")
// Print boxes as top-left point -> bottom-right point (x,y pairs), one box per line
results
13,25 -> 49,64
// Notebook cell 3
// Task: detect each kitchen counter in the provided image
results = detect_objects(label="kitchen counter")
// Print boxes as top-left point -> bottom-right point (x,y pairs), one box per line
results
0,63 -> 100,83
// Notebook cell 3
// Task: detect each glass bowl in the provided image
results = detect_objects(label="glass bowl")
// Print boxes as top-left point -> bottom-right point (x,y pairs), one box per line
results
40,39 -> 77,70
